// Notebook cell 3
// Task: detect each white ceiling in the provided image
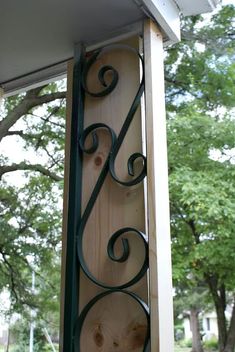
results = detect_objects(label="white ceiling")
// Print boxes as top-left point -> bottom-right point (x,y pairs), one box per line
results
0,0 -> 220,95
0,0 -> 144,85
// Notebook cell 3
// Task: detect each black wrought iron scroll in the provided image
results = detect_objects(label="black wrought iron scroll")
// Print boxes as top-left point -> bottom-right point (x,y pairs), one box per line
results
73,44 -> 149,351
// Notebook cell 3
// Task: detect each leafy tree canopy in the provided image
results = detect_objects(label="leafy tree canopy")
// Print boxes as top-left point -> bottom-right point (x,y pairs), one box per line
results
0,82 -> 66,335
165,4 -> 235,352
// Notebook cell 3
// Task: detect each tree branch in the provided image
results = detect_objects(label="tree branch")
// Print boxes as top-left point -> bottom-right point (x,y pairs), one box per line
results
0,162 -> 63,181
187,219 -> 201,244
170,203 -> 201,244
1,252 -> 19,302
0,87 -> 66,142
5,130 -> 24,137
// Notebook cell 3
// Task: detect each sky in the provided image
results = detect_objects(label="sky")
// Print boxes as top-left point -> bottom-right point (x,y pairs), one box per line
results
222,0 -> 235,3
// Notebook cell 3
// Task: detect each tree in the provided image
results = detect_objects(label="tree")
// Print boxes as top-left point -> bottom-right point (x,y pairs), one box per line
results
166,5 -> 235,352
174,286 -> 211,352
11,317 -> 54,352
0,83 -> 66,335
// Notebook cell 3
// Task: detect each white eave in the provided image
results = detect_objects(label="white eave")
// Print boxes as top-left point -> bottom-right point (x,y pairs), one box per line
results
137,0 -> 181,43
137,0 -> 221,45
174,0 -> 221,16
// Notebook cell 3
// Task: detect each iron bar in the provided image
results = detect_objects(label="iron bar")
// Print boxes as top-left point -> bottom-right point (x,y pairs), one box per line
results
63,43 -> 85,352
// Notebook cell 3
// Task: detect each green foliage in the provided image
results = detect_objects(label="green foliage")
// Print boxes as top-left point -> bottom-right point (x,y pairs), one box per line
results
0,81 -> 65,333
167,4 -> 235,351
165,5 -> 235,111
179,338 -> 193,348
174,324 -> 185,341
167,4 -> 235,291
203,337 -> 218,351
11,318 -> 53,352
169,110 -> 235,289
0,175 -> 62,313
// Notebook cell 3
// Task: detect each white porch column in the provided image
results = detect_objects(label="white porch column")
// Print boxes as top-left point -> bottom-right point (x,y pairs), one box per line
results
144,19 -> 174,352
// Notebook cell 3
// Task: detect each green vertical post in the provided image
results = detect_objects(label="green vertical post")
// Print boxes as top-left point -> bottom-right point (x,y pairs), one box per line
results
63,43 -> 85,352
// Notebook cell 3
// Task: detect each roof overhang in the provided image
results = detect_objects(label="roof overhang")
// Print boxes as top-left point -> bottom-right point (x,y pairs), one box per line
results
0,0 -> 220,97
175,0 -> 220,16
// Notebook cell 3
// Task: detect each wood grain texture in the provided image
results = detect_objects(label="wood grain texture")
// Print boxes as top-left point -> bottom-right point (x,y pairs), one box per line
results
61,38 -> 149,351
79,38 -> 147,351
144,19 -> 174,352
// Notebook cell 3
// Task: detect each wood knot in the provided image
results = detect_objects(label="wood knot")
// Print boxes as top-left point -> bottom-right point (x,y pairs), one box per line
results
125,323 -> 147,350
94,155 -> 103,166
93,325 -> 104,347
113,341 -> 119,348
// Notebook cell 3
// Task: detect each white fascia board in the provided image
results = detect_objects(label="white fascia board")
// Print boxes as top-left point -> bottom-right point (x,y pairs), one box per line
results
2,63 -> 67,98
174,0 -> 221,16
136,0 -> 181,43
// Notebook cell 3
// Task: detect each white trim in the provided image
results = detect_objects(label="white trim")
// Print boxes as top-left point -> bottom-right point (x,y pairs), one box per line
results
144,19 -> 174,352
2,70 -> 67,98
137,0 -> 181,43
86,21 -> 142,52
174,0 -> 221,16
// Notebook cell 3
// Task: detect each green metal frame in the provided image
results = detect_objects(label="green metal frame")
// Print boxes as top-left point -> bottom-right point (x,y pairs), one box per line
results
63,43 -> 85,352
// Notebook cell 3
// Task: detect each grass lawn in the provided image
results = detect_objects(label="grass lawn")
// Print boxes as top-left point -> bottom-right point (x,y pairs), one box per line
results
0,344 -> 59,351
175,345 -> 191,352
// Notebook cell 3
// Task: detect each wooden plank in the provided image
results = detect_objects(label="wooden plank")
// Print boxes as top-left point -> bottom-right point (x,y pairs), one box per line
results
79,38 -> 148,351
144,19 -> 174,352
61,38 -> 149,351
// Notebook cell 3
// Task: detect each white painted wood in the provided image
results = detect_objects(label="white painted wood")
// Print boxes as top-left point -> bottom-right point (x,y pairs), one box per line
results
138,0 -> 181,43
175,0 -> 220,16
143,19 -> 174,352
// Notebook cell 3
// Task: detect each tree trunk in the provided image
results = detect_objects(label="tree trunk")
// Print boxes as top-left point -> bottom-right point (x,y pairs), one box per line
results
190,308 -> 204,352
215,300 -> 228,352
206,275 -> 227,352
5,327 -> 10,352
224,299 -> 235,352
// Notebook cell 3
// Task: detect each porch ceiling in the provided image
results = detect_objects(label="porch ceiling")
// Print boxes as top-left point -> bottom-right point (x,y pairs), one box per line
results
0,0 -> 220,95
0,0 -> 144,85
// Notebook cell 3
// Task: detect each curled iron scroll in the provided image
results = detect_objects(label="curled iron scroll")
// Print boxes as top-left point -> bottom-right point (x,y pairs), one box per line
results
81,44 -> 147,186
74,290 -> 150,352
77,44 -> 148,289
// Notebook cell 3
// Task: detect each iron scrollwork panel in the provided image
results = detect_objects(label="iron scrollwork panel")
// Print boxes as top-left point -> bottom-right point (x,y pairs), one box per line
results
72,44 -> 149,351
